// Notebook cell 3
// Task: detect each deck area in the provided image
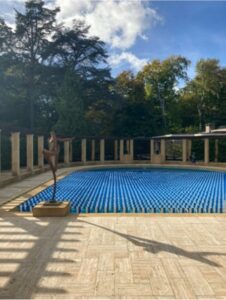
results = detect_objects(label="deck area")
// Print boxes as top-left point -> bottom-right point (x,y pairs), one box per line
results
0,169 -> 226,298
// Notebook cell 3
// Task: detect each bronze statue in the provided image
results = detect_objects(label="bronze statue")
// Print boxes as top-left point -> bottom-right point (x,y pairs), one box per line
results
43,131 -> 73,204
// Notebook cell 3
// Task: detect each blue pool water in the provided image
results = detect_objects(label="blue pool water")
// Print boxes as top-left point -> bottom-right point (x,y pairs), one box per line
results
19,167 -> 226,213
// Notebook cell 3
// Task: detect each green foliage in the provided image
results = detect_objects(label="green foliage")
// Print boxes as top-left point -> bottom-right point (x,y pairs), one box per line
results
54,71 -> 86,136
181,59 -> 226,131
138,56 -> 190,131
1,1 -> 226,139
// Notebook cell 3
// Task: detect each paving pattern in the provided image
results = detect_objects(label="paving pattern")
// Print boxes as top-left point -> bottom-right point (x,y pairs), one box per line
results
19,168 -> 226,213
0,213 -> 226,299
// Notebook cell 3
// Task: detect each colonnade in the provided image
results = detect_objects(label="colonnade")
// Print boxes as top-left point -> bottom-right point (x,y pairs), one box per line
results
8,132 -> 221,177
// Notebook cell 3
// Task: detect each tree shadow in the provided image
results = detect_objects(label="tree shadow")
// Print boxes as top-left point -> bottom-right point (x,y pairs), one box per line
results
80,220 -> 225,267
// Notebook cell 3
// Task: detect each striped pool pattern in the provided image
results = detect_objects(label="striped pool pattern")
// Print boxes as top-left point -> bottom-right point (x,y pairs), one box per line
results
19,168 -> 226,213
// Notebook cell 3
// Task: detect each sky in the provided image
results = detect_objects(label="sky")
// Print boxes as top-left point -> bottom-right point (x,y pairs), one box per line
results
1,0 -> 226,79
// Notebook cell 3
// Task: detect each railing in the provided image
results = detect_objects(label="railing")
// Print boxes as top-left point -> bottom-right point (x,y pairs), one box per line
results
0,131 -> 226,185
0,133 -> 151,180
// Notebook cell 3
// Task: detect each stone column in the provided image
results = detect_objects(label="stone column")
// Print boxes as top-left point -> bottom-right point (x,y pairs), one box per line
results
187,139 -> 192,159
38,136 -> 44,169
81,139 -> 86,163
91,140 -> 95,161
11,132 -> 20,176
150,139 -> 154,162
215,139 -> 219,162
161,139 -> 166,162
114,140 -> 118,160
182,139 -> 187,163
100,139 -> 105,162
26,134 -> 34,172
120,139 -> 124,162
204,138 -> 209,164
126,140 -> 130,154
64,140 -> 70,165
130,139 -> 134,161
69,141 -> 73,162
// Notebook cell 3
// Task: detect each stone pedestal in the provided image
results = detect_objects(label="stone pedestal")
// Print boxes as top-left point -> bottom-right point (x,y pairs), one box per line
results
33,202 -> 70,217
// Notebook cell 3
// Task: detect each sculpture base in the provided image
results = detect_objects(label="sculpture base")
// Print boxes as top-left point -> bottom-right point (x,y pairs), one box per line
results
32,201 -> 70,217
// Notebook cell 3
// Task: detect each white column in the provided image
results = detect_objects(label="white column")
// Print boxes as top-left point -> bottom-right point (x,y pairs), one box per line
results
100,139 -> 105,162
130,139 -> 134,161
81,139 -> 86,163
26,134 -> 34,172
150,139 -> 154,161
182,139 -> 187,163
215,139 -> 219,162
126,140 -> 130,154
69,141 -> 73,162
120,139 -> 124,161
114,140 -> 118,160
91,140 -> 95,161
204,138 -> 209,164
161,139 -> 166,162
187,139 -> 192,159
11,132 -> 20,176
64,140 -> 70,165
38,136 -> 44,169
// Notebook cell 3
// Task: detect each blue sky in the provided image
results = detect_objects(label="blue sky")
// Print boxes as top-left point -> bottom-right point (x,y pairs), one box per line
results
124,1 -> 226,79
1,1 -> 226,79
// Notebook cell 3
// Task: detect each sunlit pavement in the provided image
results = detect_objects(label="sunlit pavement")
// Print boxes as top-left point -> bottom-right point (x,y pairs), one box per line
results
0,212 -> 226,299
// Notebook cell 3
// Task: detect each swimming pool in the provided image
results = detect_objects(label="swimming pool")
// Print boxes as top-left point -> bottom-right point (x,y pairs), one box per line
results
19,167 -> 226,213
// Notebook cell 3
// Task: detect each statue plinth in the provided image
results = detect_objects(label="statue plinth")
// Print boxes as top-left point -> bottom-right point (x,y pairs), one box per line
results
32,201 -> 70,217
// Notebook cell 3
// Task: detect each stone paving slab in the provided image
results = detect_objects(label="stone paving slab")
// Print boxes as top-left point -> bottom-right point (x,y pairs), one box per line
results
0,213 -> 226,299
1,166 -> 226,298
0,167 -> 75,206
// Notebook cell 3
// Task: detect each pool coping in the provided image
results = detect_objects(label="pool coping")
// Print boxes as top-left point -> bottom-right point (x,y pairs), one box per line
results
1,163 -> 226,216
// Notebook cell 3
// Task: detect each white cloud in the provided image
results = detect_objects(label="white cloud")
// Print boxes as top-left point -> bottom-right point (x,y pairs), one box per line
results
108,52 -> 148,72
2,0 -> 161,50
2,0 -> 160,72
54,0 -> 161,50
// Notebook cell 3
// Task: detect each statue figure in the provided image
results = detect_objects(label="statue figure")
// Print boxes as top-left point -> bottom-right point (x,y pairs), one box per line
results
43,131 -> 73,204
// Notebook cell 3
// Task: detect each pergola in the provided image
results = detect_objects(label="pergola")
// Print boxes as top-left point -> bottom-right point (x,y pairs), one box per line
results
151,126 -> 226,164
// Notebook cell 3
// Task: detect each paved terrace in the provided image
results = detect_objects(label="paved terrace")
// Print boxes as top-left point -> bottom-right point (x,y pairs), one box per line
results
0,169 -> 226,299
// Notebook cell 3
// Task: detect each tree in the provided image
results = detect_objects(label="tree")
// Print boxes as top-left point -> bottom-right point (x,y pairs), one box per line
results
49,21 -> 113,136
182,59 -> 225,130
14,0 -> 60,130
54,71 -> 86,136
139,56 -> 190,131
106,71 -> 158,137
45,21 -> 110,78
